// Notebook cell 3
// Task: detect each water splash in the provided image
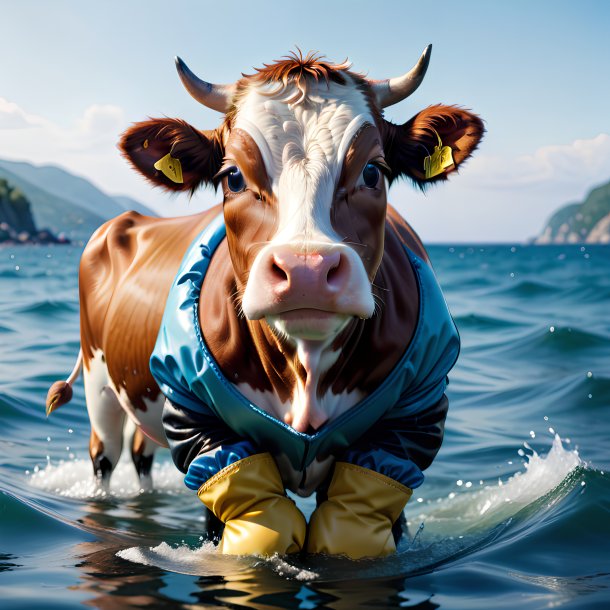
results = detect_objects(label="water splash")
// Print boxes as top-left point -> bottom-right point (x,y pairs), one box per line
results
27,456 -> 186,499
410,434 -> 581,537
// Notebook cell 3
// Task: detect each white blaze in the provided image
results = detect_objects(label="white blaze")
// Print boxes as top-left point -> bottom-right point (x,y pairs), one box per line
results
233,77 -> 376,243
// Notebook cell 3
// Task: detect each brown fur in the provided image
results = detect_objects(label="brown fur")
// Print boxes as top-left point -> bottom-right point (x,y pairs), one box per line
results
246,49 -> 352,88
46,380 -> 73,415
131,427 -> 147,458
79,207 -> 221,410
119,119 -> 225,194
89,428 -> 104,463
382,104 -> 485,188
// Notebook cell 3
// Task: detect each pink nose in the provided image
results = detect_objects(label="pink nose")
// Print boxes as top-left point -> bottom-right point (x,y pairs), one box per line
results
264,247 -> 349,307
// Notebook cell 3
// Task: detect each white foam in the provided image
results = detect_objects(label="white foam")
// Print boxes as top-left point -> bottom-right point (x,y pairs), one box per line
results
117,541 -> 318,581
409,434 -> 582,537
27,456 -> 186,499
261,555 -> 319,581
117,541 -> 218,568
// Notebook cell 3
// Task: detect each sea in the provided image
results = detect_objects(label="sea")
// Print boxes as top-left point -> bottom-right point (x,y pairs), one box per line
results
1,240 -> 609,610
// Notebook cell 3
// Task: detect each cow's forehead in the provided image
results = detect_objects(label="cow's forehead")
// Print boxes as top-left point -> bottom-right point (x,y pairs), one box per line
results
231,77 -> 376,191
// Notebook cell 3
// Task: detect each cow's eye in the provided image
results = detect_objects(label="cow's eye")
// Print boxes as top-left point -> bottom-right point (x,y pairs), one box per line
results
227,167 -> 245,192
362,163 -> 380,188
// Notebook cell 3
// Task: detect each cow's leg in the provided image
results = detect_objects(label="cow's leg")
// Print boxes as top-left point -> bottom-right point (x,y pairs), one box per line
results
130,426 -> 157,491
84,351 -> 126,489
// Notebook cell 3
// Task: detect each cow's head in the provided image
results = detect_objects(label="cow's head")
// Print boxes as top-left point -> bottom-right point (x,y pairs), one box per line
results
121,47 -> 483,397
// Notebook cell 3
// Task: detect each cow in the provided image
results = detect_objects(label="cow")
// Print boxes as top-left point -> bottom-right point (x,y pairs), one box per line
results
47,46 -> 484,558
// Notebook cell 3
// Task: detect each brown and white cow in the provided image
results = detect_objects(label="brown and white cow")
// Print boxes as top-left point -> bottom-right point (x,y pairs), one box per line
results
47,47 -> 483,494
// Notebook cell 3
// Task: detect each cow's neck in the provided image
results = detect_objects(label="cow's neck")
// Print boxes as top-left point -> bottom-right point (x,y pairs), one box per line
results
199,227 -> 418,433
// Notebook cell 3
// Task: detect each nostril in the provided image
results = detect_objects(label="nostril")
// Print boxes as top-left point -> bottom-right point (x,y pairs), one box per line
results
271,257 -> 288,282
326,253 -> 345,288
326,262 -> 339,283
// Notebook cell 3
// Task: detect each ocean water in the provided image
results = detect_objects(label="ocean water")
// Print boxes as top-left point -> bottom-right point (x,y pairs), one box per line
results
1,241 -> 609,609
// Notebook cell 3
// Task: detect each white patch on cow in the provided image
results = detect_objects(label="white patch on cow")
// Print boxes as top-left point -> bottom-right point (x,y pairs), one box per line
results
117,388 -> 168,449
236,340 -> 363,432
234,76 -> 375,244
269,312 -> 350,343
83,349 -> 126,466
84,350 -> 166,471
235,384 -> 291,422
236,369 -> 363,497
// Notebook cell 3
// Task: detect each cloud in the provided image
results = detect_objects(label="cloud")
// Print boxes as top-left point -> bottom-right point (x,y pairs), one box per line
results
464,133 -> 610,189
0,98 -> 125,148
76,104 -> 126,137
0,97 -> 50,130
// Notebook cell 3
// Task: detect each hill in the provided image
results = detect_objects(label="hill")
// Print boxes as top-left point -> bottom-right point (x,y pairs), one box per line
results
0,159 -> 156,240
0,159 -> 156,218
0,178 -> 68,244
535,179 -> 610,244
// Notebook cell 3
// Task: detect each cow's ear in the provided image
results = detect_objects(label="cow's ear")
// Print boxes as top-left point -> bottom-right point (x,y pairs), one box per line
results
382,105 -> 484,189
119,118 -> 224,193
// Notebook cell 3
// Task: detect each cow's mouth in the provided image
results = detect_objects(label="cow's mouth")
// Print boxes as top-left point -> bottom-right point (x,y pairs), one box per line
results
266,309 -> 350,341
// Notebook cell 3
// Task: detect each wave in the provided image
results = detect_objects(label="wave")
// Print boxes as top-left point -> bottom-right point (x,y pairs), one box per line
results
0,489 -> 94,551
490,278 -> 564,298
16,300 -> 78,315
472,323 -> 610,359
516,279 -> 564,296
535,325 -> 609,352
541,372 -> 610,413
453,312 -> 526,331
0,269 -> 22,279
412,435 -> 580,533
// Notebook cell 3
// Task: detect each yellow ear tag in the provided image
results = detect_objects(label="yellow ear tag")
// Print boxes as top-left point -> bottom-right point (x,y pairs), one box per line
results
423,130 -> 455,179
154,153 -> 183,184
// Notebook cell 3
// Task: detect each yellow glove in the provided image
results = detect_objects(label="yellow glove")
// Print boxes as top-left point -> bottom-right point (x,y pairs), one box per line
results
197,453 -> 306,556
306,462 -> 413,559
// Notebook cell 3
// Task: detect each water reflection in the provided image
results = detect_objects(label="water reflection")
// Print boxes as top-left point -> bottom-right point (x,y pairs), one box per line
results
0,553 -> 21,573
71,540 -> 442,610
65,497 -> 441,610
74,545 -> 184,610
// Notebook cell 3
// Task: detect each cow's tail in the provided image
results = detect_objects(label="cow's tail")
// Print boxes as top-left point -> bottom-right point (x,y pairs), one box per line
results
46,349 -> 83,416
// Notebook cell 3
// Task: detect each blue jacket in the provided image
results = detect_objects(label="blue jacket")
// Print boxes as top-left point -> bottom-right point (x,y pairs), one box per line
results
150,214 -> 459,491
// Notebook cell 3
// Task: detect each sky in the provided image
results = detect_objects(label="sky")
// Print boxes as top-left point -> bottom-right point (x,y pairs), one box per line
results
1,0 -> 609,242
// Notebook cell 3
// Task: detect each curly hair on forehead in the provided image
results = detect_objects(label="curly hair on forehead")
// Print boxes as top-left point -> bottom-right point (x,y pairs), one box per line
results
237,49 -> 363,106
247,49 -> 352,85
220,49 -> 380,130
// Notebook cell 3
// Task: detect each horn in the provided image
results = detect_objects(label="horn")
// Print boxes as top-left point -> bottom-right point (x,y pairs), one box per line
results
370,45 -> 432,109
175,57 -> 235,113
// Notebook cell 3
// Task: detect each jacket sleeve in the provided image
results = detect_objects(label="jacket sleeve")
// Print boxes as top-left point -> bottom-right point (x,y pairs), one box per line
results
162,399 -> 257,489
341,393 -> 449,489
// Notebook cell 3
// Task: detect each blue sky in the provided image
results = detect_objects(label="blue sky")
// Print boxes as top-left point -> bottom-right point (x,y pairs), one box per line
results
1,0 -> 609,241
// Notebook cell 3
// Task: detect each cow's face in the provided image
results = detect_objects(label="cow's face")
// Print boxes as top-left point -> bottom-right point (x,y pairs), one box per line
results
221,73 -> 388,350
120,47 -> 484,354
